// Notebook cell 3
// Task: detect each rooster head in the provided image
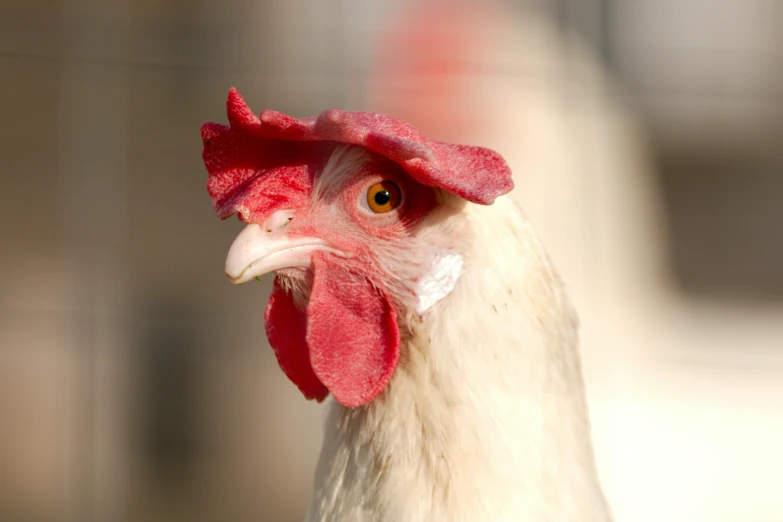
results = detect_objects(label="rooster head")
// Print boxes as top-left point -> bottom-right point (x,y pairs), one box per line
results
201,88 -> 512,407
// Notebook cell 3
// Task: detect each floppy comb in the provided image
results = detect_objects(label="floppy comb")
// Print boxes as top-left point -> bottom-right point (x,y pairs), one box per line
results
202,88 -> 513,223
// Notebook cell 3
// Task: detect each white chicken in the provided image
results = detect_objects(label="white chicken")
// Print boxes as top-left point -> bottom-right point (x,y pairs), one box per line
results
202,82 -> 612,520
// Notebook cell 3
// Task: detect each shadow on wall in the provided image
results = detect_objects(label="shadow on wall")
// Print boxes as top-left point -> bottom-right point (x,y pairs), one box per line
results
131,299 -> 203,494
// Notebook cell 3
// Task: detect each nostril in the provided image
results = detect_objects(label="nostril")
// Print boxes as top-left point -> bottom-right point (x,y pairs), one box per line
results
263,209 -> 296,234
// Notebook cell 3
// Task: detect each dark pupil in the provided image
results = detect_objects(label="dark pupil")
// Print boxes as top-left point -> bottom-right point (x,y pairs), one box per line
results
374,190 -> 391,206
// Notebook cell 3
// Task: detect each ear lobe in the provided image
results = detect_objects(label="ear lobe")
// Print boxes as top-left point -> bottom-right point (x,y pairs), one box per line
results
306,253 -> 400,407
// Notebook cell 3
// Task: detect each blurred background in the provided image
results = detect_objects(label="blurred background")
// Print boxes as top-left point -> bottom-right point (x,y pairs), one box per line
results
1,0 -> 782,521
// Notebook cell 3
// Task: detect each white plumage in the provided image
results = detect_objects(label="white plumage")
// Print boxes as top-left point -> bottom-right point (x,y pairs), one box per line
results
305,187 -> 611,521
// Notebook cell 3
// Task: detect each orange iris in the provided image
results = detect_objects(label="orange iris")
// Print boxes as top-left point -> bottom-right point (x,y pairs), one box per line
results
366,181 -> 402,214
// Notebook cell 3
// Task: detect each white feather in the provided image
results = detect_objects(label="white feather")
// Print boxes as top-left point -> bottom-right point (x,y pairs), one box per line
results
305,192 -> 611,522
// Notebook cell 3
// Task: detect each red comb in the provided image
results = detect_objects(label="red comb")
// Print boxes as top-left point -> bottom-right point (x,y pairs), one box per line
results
202,88 -> 513,221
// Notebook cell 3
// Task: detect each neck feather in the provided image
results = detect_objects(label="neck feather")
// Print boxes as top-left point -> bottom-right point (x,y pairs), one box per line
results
307,197 -> 611,522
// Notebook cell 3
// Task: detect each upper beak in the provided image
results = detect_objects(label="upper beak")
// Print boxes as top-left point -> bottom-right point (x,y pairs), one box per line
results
225,224 -> 340,284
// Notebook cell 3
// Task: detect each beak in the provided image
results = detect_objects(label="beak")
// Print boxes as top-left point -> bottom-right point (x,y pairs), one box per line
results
225,224 -> 340,284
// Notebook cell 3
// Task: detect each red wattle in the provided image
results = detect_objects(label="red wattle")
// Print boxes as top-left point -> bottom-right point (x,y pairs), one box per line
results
306,253 -> 400,407
265,278 -> 329,402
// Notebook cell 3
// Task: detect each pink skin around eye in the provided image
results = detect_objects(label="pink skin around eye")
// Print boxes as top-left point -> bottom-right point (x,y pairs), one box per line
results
289,159 -> 438,257
347,175 -> 436,234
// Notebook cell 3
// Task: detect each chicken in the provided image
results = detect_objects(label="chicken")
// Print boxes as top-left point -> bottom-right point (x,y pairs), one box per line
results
201,89 -> 611,521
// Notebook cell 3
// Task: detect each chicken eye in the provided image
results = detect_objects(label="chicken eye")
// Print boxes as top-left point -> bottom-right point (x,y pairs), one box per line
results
366,181 -> 402,214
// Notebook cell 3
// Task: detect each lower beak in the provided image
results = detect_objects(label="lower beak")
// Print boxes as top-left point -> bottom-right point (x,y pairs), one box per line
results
225,224 -> 339,284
